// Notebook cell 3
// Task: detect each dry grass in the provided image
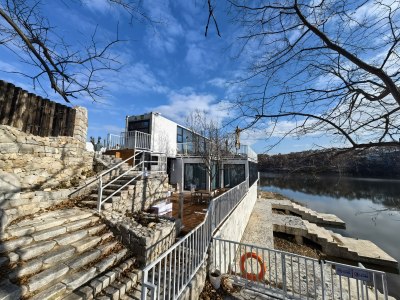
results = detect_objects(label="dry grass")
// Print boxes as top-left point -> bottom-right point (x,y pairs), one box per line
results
199,276 -> 242,300
274,236 -> 322,259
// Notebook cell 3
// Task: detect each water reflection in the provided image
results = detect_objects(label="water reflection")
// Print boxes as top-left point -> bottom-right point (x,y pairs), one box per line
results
259,173 -> 400,297
260,173 -> 400,211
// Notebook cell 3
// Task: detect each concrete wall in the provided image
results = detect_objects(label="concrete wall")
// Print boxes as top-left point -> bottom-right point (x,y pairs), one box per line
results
151,114 -> 177,157
213,180 -> 258,273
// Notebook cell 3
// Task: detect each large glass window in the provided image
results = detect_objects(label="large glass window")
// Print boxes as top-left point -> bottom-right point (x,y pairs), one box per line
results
177,125 -> 207,155
184,163 -> 206,190
128,120 -> 150,133
249,161 -> 258,186
223,164 -> 245,187
211,163 -> 219,190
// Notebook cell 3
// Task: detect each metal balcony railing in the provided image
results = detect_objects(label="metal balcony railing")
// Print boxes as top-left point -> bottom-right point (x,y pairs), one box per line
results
176,142 -> 258,162
106,131 -> 151,150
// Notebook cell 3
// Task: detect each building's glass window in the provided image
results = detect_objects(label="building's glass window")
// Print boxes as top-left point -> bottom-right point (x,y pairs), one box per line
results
184,163 -> 206,190
177,125 -> 208,155
177,126 -> 183,143
249,161 -> 258,186
211,163 -> 219,190
223,164 -> 245,187
128,120 -> 150,133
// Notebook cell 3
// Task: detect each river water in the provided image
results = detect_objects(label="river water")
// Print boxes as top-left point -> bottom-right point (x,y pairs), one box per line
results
259,172 -> 400,298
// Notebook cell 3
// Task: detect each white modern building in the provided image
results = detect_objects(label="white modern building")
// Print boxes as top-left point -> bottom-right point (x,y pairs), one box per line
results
106,112 -> 258,191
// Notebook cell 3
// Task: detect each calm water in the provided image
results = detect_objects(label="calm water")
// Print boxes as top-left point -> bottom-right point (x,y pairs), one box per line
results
259,172 -> 400,297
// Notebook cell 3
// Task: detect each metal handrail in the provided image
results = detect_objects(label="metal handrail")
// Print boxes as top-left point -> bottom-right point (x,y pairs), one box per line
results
98,150 -> 143,178
97,151 -> 168,213
141,178 -> 251,299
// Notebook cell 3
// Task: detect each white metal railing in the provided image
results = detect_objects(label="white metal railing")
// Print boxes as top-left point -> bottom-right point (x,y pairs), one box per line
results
106,131 -> 151,150
106,133 -> 123,150
213,238 -> 389,300
176,141 -> 258,162
141,179 -> 251,300
97,150 -> 167,213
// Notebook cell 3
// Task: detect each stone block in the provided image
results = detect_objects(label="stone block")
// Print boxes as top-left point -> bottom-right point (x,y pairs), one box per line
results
77,286 -> 94,300
67,249 -> 101,270
16,240 -> 56,261
27,264 -> 69,292
32,225 -> 67,241
9,258 -> 42,280
29,282 -> 66,300
62,267 -> 97,290
0,280 -> 23,300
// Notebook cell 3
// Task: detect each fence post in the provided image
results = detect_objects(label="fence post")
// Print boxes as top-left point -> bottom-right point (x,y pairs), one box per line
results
97,176 -> 103,213
320,260 -> 325,300
281,253 -> 287,298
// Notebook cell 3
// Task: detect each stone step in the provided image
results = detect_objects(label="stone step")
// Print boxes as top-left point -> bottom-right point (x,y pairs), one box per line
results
6,235 -> 112,280
62,257 -> 139,300
4,210 -> 96,240
81,200 -> 113,211
0,280 -> 22,300
27,243 -> 128,299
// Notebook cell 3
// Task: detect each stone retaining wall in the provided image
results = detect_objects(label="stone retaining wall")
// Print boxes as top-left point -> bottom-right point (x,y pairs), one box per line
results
102,212 -> 176,266
111,174 -> 170,214
0,124 -> 92,191
0,110 -> 92,231
178,254 -> 208,300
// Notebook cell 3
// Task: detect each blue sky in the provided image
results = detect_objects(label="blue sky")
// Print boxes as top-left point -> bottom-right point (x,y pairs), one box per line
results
0,0 -> 340,154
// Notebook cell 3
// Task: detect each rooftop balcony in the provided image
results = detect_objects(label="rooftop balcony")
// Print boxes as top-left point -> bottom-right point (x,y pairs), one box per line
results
177,142 -> 258,162
106,130 -> 151,151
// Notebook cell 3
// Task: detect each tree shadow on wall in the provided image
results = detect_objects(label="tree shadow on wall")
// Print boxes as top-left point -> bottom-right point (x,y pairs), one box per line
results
0,127 -> 94,299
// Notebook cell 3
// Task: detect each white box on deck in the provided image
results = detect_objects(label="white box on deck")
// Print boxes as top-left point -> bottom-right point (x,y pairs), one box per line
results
151,201 -> 173,215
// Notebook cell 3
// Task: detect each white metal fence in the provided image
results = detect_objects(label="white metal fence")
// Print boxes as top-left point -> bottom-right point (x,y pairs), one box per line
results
213,237 -> 389,300
141,179 -> 250,300
106,131 -> 151,150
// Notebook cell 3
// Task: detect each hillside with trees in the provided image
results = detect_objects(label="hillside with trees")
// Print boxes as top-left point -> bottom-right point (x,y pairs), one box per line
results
258,147 -> 400,178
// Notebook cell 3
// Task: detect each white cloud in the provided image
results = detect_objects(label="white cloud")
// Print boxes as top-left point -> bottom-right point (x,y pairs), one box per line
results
108,62 -> 169,94
81,0 -> 112,14
148,91 -> 231,125
208,78 -> 228,88
185,43 -> 218,75
143,0 -> 184,55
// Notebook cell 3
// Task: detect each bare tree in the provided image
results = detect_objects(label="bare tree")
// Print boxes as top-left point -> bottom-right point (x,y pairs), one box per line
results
185,110 -> 232,191
209,0 -> 400,149
0,0 -> 148,103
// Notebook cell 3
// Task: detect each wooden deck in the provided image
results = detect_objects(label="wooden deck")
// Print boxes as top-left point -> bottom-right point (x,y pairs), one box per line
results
168,192 -> 209,235
157,189 -> 227,235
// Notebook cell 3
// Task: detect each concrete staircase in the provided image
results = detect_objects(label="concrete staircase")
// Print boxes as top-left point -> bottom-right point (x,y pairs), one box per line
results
272,214 -> 399,272
0,207 -> 144,300
270,198 -> 345,227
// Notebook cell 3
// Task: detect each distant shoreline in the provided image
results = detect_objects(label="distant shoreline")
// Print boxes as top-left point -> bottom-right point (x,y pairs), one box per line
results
258,146 -> 400,179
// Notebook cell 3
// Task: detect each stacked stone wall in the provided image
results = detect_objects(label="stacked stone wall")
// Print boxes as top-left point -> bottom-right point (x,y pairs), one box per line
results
103,212 -> 176,266
0,106 -> 92,231
110,174 -> 170,214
